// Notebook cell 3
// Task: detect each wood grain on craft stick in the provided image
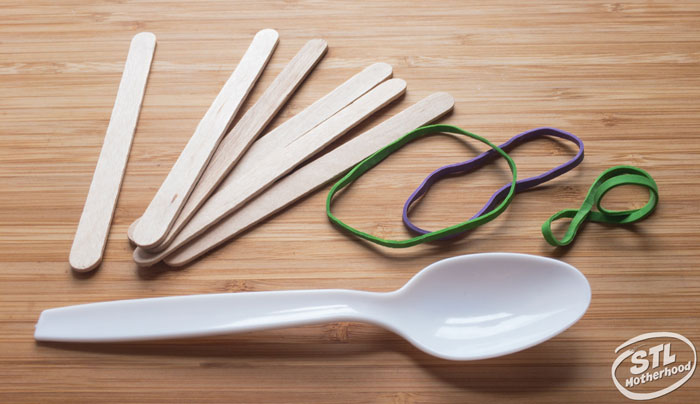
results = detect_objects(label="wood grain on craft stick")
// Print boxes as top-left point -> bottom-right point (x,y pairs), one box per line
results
131,29 -> 278,248
155,93 -> 455,266
133,78 -> 407,264
127,62 -> 392,244
68,32 -> 156,272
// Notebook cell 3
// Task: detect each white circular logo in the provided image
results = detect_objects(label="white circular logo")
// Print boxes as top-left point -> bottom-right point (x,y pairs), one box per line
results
612,332 -> 696,400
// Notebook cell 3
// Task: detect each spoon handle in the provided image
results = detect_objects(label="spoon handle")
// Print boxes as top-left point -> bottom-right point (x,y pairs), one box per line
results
34,290 -> 381,343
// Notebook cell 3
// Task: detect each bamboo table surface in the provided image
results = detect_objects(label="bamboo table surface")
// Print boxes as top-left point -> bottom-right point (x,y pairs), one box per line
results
1,1 -> 699,403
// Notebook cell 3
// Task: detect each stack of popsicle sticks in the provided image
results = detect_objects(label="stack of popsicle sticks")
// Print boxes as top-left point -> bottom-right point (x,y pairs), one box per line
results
133,76 -> 406,253
128,61 -> 392,249
126,29 -> 455,267
138,92 -> 455,266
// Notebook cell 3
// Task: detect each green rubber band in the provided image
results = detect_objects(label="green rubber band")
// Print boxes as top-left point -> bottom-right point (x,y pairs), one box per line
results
326,124 -> 517,248
541,165 -> 659,246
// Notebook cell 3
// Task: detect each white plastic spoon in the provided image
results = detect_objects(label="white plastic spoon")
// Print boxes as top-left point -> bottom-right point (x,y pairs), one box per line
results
34,253 -> 590,360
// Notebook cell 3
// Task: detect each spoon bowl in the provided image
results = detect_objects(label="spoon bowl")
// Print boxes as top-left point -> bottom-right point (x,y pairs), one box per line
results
35,253 -> 590,360
382,253 -> 591,360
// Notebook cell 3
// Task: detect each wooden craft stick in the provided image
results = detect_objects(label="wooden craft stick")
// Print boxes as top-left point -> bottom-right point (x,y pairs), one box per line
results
133,78 -> 407,263
134,92 -> 454,266
131,29 -> 278,249
127,62 -> 392,244
69,32 -> 156,272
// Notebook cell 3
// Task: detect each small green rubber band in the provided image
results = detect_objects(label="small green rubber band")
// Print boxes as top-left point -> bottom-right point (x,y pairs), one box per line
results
541,165 -> 659,247
326,124 -> 517,248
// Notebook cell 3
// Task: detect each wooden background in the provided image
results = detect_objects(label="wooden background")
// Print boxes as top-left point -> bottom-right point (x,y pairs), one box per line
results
1,1 -> 699,402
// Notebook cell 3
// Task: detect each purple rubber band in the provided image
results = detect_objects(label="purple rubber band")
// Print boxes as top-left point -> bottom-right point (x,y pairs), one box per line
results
403,127 -> 584,235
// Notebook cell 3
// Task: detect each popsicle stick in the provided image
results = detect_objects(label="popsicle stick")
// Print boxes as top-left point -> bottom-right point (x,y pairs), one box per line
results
133,78 -> 406,263
131,29 -> 279,249
128,62 -> 393,245
69,32 -> 156,272
134,92 -> 454,266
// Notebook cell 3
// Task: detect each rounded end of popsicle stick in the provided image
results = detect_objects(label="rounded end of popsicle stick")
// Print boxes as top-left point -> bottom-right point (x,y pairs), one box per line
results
255,28 -> 279,44
431,92 -> 455,111
306,38 -> 329,53
365,62 -> 393,80
384,78 -> 407,92
132,246 -> 167,267
132,32 -> 156,47
131,216 -> 170,249
69,248 -> 102,273
126,218 -> 139,245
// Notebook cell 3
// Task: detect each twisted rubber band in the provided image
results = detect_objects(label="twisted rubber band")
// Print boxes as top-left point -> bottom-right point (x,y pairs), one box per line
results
402,127 -> 584,235
541,165 -> 659,246
326,124 -> 517,248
